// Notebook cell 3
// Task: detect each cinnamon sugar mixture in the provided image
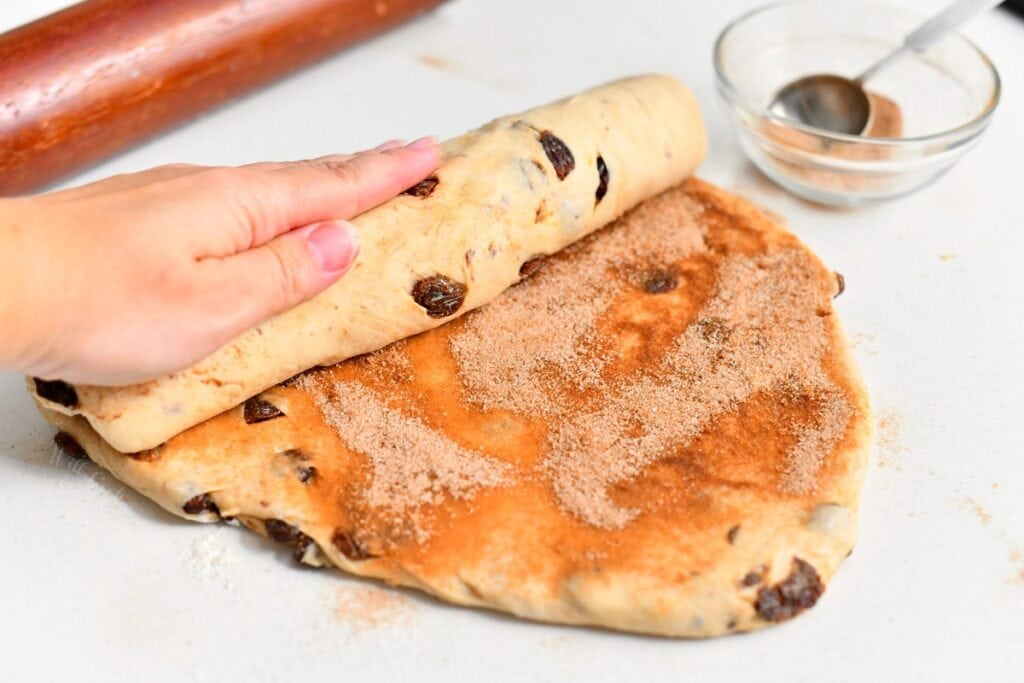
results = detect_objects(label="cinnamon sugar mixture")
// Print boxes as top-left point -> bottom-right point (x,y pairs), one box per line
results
306,380 -> 510,517
451,193 -> 851,527
361,339 -> 414,384
538,250 -> 849,527
782,390 -> 852,492
450,192 -> 707,415
304,188 -> 853,531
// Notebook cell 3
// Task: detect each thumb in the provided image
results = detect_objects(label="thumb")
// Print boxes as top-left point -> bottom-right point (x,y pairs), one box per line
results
202,219 -> 360,341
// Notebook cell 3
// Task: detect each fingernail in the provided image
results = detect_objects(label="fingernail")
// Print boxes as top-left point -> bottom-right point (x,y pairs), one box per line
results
374,139 -> 405,151
406,135 -> 439,150
306,221 -> 360,273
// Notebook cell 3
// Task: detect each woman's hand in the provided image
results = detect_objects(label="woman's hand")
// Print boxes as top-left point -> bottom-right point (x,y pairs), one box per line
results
0,137 -> 440,386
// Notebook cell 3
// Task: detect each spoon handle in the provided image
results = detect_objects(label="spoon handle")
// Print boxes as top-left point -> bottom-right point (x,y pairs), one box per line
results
857,0 -> 1002,83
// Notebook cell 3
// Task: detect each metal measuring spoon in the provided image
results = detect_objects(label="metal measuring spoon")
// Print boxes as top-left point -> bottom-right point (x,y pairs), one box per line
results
768,0 -> 1002,135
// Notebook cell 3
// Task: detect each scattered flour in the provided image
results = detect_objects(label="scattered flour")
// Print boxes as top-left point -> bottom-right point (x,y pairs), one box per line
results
333,584 -> 416,633
188,528 -> 238,591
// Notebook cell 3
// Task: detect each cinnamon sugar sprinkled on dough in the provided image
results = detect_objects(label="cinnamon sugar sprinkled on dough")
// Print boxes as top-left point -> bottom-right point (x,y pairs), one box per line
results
304,187 -> 853,530
306,380 -> 509,527
361,340 -> 414,383
543,250 -> 848,527
450,190 -> 707,415
782,392 -> 853,492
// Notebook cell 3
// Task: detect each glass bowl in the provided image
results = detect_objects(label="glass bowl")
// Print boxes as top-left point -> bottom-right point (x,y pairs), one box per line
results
713,0 -> 1000,206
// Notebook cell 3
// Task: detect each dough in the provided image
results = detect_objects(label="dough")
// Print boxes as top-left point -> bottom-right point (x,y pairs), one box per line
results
30,74 -> 707,453
38,179 -> 872,637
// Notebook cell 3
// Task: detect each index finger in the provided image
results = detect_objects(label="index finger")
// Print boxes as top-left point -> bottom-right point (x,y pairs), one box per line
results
199,138 -> 441,256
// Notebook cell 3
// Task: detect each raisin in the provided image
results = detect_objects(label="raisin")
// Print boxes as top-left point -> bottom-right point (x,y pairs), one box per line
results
755,558 -> 824,622
595,155 -> 609,204
834,272 -> 846,298
332,530 -> 374,560
292,535 -> 314,563
642,269 -> 677,294
519,256 -> 546,279
411,276 -> 467,318
402,176 -> 438,198
539,131 -> 574,180
265,519 -> 315,563
297,466 -> 317,484
279,448 -> 308,461
726,525 -> 740,544
265,518 -> 302,544
244,397 -> 284,424
53,431 -> 88,460
279,448 -> 317,484
182,493 -> 220,516
740,571 -> 762,587
33,378 -> 78,407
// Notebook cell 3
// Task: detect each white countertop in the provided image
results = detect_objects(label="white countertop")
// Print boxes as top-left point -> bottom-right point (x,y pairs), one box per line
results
1,1 -> 1022,680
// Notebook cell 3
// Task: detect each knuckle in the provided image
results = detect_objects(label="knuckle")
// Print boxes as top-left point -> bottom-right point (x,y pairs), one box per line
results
200,166 -> 240,189
315,158 -> 363,185
203,167 -> 275,236
202,167 -> 264,195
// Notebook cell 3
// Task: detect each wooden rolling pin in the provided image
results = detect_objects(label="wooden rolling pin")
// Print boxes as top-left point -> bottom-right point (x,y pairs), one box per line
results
0,0 -> 447,196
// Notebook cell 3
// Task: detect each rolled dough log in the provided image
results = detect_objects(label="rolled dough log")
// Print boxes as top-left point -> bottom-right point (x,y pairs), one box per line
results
30,74 -> 707,452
